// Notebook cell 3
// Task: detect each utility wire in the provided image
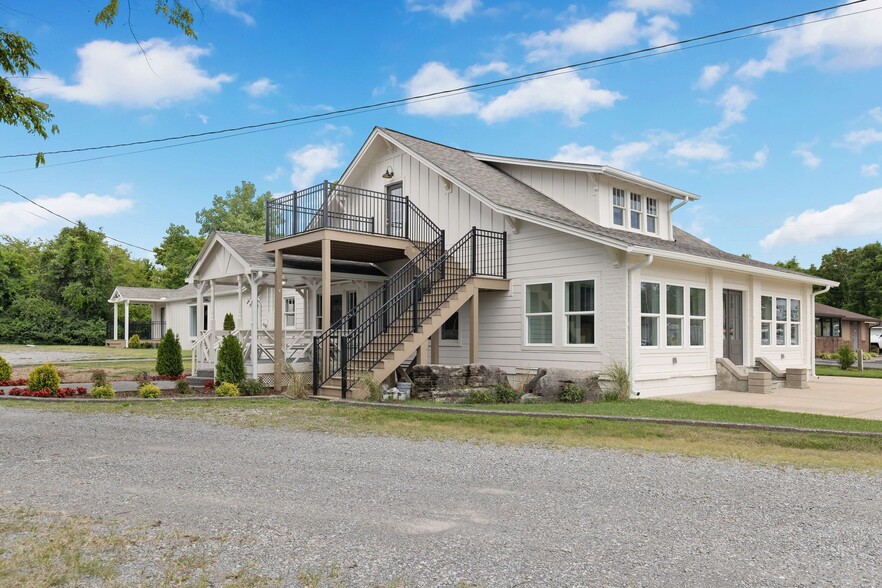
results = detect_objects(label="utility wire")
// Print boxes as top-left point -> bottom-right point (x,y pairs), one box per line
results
0,183 -> 154,253
0,0 -> 867,162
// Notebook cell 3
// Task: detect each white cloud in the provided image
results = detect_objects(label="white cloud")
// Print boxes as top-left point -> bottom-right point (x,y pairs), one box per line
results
113,183 -> 134,196
841,128 -> 882,150
403,62 -> 481,116
479,71 -> 622,124
668,138 -> 729,161
18,39 -> 233,108
616,0 -> 692,14
872,107 -> 882,123
792,144 -> 821,168
642,14 -> 678,47
738,2 -> 882,79
288,144 -> 344,188
523,11 -> 639,61
243,77 -> 279,97
406,0 -> 480,22
719,147 -> 768,171
862,163 -> 880,177
465,61 -> 511,78
552,141 -> 651,171
0,193 -> 133,235
694,64 -> 728,90
714,85 -> 755,131
761,188 -> 882,248
207,0 -> 255,25
196,113 -> 209,124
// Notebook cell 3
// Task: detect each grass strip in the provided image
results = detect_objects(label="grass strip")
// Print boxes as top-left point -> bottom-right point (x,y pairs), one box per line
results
816,365 -> 882,378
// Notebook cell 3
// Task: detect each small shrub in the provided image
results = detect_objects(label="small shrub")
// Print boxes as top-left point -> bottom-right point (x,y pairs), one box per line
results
215,382 -> 240,397
360,372 -> 383,402
223,313 -> 236,331
138,383 -> 161,398
463,388 -> 497,404
91,369 -> 109,388
134,371 -> 152,387
28,364 -> 60,393
0,355 -> 12,381
600,358 -> 632,401
90,384 -> 116,399
203,379 -> 215,393
559,382 -> 585,403
835,344 -> 857,371
128,334 -> 142,349
494,382 -> 520,404
239,378 -> 266,396
284,364 -> 310,399
156,329 -> 183,377
175,379 -> 192,395
216,334 -> 246,385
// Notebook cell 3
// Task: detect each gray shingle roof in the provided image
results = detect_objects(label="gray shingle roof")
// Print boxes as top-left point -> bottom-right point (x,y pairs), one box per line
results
381,128 -> 819,281
816,303 -> 880,322
114,284 -> 237,302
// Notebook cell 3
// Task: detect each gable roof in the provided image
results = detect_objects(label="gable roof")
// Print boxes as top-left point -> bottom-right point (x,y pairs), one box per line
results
110,284 -> 237,303
373,128 -> 834,286
815,303 -> 881,323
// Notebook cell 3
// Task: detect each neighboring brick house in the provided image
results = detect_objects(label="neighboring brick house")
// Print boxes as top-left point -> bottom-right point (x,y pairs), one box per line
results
815,302 -> 881,354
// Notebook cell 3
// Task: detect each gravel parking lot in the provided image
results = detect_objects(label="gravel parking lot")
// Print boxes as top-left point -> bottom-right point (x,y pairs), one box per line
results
1,407 -> 880,587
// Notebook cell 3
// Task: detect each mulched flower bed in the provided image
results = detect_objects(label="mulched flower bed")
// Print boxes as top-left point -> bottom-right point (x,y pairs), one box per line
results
8,387 -> 88,398
0,379 -> 29,387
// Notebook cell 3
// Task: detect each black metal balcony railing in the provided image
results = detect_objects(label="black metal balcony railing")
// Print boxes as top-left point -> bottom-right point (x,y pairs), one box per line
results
107,321 -> 167,341
314,227 -> 507,397
265,181 -> 442,247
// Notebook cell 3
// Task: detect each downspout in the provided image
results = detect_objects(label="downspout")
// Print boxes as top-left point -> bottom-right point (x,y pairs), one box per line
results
627,253 -> 654,397
811,284 -> 832,378
668,198 -> 690,237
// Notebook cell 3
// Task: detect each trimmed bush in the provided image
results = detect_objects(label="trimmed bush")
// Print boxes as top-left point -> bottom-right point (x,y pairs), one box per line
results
215,382 -> 240,397
156,329 -> 184,376
559,382 -> 586,403
128,334 -> 142,349
239,378 -> 265,396
463,389 -> 497,404
175,379 -> 192,395
223,313 -> 236,331
28,364 -> 60,393
91,369 -> 108,388
138,383 -> 161,398
216,334 -> 246,385
134,371 -> 152,387
835,344 -> 857,371
90,384 -> 116,399
494,382 -> 520,404
0,355 -> 12,382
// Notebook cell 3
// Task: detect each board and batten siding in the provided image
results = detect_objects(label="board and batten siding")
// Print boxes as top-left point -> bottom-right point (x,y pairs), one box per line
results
438,221 -> 627,373
349,145 -> 506,240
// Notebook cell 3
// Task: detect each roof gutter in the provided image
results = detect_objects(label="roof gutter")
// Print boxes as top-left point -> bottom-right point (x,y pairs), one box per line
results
811,284 -> 832,379
627,254 -> 654,397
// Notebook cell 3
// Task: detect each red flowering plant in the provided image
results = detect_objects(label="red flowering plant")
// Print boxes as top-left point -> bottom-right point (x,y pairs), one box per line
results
0,379 -> 29,387
203,379 -> 215,392
8,386 -> 88,398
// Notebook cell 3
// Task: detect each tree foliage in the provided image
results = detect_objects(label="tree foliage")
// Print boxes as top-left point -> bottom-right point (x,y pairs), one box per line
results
196,181 -> 273,237
153,224 -> 205,289
156,329 -> 184,376
216,334 -> 246,385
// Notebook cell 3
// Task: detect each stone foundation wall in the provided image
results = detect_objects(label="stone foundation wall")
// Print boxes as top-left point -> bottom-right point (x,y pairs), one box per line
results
411,364 -> 509,400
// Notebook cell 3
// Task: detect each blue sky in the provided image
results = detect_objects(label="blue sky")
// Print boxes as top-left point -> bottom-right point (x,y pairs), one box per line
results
2,0 -> 882,267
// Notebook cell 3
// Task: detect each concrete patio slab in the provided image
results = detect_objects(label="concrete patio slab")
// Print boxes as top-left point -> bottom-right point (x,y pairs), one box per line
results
658,376 -> 882,420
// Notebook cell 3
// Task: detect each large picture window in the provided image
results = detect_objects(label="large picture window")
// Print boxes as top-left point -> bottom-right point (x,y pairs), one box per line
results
764,295 -> 801,346
641,282 -> 660,347
565,280 -> 595,345
526,283 -> 553,345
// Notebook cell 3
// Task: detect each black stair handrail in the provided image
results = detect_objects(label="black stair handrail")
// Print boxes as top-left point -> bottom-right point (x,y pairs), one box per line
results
331,227 -> 506,396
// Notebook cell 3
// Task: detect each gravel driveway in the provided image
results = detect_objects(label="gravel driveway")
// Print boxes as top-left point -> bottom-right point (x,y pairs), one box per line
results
1,407 -> 880,587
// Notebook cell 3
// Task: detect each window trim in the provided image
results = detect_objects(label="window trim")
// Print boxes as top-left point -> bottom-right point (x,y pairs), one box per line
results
283,296 -> 297,329
612,187 -> 626,227
646,197 -> 659,234
563,278 -> 597,347
640,281 -> 660,348
762,293 -> 802,347
188,304 -> 197,339
524,281 -> 554,347
689,287 -> 706,348
665,284 -> 684,348
629,192 -> 643,230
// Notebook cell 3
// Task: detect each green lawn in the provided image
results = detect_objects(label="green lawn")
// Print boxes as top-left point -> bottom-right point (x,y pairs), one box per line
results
6,398 -> 882,471
0,344 -> 192,363
816,365 -> 882,379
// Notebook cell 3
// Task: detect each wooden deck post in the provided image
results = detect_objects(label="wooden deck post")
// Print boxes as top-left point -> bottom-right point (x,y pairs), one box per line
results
274,251 -> 284,391
321,238 -> 331,379
469,293 -> 479,364
430,330 -> 440,364
237,274 -> 243,331
415,340 -> 428,365
249,275 -> 260,380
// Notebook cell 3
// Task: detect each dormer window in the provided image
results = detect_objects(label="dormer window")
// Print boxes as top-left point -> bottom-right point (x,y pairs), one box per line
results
613,188 -> 626,226
646,198 -> 658,234
630,193 -> 642,229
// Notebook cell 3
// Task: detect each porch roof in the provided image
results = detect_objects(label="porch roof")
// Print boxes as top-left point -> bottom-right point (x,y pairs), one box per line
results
815,303 -> 881,324
109,284 -> 238,304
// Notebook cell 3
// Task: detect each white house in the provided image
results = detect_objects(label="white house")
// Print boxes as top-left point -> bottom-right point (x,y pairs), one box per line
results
110,127 -> 836,396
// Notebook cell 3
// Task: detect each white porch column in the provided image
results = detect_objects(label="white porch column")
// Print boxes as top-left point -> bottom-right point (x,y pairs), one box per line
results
124,300 -> 130,347
321,239 -> 332,378
113,302 -> 119,340
195,281 -> 204,367
237,274 -> 244,331
248,275 -> 260,379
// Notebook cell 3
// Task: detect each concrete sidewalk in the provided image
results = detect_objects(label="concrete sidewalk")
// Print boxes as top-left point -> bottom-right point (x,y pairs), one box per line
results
659,376 -> 882,420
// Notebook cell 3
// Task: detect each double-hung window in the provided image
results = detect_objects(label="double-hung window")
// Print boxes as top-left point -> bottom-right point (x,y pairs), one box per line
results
640,282 -> 660,346
284,296 -> 296,328
646,198 -> 658,234
526,283 -> 553,345
630,193 -> 642,230
765,295 -> 801,346
666,285 -> 684,346
613,188 -> 626,226
189,305 -> 198,338
790,299 -> 801,345
775,297 -> 787,345
565,280 -> 595,345
690,288 -> 706,346
816,317 -> 841,337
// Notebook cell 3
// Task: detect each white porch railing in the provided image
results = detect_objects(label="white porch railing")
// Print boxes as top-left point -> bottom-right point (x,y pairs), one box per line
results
198,328 -> 318,378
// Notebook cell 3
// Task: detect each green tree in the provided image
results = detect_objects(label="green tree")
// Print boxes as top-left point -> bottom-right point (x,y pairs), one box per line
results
153,224 -> 205,289
196,181 -> 273,237
813,243 -> 882,318
156,329 -> 184,376
2,2 -> 197,165
775,256 -> 807,272
215,334 -> 246,385
0,243 -> 26,310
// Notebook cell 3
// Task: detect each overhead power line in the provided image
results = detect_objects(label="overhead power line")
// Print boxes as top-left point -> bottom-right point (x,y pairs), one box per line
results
0,183 -> 154,253
0,0 -> 868,163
